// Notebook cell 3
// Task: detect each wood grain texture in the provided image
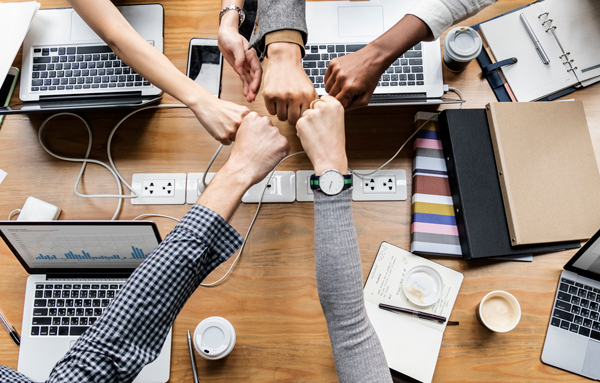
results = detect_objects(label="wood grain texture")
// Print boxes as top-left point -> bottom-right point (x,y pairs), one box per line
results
1,0 -> 599,382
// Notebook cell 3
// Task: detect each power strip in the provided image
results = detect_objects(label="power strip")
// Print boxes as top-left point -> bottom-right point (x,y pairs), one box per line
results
130,173 -> 186,205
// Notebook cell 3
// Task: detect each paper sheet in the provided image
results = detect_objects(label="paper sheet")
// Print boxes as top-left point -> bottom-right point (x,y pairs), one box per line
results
0,2 -> 40,84
0,169 -> 6,185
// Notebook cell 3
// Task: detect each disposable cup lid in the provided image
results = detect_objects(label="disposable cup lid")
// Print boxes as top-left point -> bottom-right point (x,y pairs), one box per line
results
403,265 -> 443,306
194,316 -> 236,360
444,26 -> 482,61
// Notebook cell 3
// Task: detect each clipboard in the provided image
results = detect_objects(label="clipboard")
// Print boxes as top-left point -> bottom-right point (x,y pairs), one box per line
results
470,1 -> 578,102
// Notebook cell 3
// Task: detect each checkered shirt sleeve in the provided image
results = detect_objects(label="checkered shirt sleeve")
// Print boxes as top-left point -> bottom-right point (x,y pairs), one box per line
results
0,204 -> 243,383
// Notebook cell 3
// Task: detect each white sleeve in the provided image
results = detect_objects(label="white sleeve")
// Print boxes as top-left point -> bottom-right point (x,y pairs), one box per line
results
407,0 -> 497,39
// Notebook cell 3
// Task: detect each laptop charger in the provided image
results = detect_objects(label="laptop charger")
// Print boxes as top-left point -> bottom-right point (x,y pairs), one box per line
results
16,197 -> 61,221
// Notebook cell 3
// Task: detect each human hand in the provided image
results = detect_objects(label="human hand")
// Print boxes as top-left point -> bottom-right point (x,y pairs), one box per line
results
218,11 -> 262,102
190,95 -> 250,145
324,45 -> 386,110
224,112 -> 290,185
262,42 -> 317,125
296,95 -> 347,175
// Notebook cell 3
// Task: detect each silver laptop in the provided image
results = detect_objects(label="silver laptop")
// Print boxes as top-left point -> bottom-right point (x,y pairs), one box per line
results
542,227 -> 600,379
0,4 -> 163,115
304,0 -> 455,106
0,220 -> 171,383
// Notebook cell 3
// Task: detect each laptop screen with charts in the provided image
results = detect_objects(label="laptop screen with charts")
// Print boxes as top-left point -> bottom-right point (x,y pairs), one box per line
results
0,4 -> 164,115
0,221 -> 172,383
304,0 -> 459,106
542,227 -> 600,380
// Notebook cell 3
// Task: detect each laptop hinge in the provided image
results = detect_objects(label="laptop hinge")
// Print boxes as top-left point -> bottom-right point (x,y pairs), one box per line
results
39,91 -> 143,101
370,92 -> 428,101
47,271 -> 132,280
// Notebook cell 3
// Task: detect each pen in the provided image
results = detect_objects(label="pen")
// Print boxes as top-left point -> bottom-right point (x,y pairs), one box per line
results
187,330 -> 200,383
0,308 -> 20,346
519,13 -> 550,65
379,303 -> 447,324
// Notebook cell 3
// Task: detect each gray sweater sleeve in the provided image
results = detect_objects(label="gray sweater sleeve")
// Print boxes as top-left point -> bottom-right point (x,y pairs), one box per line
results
314,189 -> 393,383
248,0 -> 307,55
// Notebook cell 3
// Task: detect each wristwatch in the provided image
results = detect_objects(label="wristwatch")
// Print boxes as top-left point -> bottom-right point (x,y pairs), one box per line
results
310,169 -> 352,196
219,5 -> 246,28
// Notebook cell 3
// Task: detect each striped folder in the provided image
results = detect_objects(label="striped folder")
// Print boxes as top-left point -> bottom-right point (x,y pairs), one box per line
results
411,112 -> 461,256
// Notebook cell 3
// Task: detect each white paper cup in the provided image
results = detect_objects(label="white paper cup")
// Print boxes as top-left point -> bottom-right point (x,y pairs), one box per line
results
443,26 -> 483,72
403,265 -> 443,307
194,316 -> 236,360
476,291 -> 521,333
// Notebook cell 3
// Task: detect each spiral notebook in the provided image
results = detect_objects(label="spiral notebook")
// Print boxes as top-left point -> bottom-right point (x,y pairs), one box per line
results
479,0 -> 600,102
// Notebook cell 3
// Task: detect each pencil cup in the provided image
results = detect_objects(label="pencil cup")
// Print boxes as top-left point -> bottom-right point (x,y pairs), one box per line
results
476,291 -> 521,333
443,26 -> 482,72
194,316 -> 236,360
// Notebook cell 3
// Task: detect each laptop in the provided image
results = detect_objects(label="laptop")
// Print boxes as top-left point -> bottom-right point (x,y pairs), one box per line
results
0,4 -> 164,115
0,220 -> 171,383
542,227 -> 600,379
304,0 -> 458,106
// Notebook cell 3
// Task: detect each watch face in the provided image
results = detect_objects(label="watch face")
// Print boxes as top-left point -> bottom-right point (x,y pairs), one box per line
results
319,170 -> 344,195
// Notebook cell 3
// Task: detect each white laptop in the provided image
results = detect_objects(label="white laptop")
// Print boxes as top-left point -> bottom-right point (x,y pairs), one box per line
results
0,4 -> 163,115
541,227 -> 600,380
0,220 -> 171,383
304,0 -> 455,106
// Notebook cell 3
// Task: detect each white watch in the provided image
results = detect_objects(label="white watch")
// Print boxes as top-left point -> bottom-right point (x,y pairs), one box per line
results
310,169 -> 352,196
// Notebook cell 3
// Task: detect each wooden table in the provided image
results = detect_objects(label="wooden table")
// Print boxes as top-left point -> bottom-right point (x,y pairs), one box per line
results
1,0 -> 599,382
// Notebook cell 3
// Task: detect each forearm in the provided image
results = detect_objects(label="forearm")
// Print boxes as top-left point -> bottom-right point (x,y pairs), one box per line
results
314,190 -> 392,383
68,0 -> 214,107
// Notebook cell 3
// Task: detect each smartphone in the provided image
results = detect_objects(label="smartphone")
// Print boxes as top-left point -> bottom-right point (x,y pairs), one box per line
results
0,67 -> 19,126
186,38 -> 223,98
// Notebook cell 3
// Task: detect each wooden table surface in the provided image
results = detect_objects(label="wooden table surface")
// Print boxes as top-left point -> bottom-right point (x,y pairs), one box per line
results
1,0 -> 599,382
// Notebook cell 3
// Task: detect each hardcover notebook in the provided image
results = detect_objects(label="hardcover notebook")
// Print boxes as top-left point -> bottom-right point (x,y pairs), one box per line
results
364,242 -> 464,383
479,0 -> 600,102
486,101 -> 600,246
437,108 -> 580,259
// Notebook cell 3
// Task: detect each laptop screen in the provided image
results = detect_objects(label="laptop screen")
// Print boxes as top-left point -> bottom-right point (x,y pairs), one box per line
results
0,221 -> 161,273
565,228 -> 600,280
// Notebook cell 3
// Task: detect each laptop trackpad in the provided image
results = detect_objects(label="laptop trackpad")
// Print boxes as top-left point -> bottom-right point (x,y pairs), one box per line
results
583,340 -> 600,378
71,11 -> 102,41
338,6 -> 383,37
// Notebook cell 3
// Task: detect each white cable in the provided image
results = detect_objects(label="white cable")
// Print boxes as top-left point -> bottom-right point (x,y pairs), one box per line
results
202,144 -> 223,188
350,86 -> 464,178
37,104 -> 186,220
132,213 -> 180,222
8,209 -> 21,220
201,151 -> 306,287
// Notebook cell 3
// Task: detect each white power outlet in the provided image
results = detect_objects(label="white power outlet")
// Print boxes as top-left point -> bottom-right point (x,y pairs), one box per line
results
296,170 -> 315,202
242,171 -> 295,203
352,169 -> 407,201
186,172 -> 217,204
131,173 -> 186,205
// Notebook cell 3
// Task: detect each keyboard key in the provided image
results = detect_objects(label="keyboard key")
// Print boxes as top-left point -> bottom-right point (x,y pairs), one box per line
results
579,289 -> 588,298
591,312 -> 600,321
405,51 -> 422,58
574,315 -> 584,325
553,308 -> 574,321
85,308 -> 93,316
592,330 -> 600,341
32,79 -> 43,86
589,292 -> 596,301
394,67 -> 403,73
61,317 -> 69,325
572,306 -> 581,315
386,68 -> 394,74
83,299 -> 91,307
34,57 -> 51,64
320,69 -> 326,75
411,66 -> 423,73
113,61 -> 121,67
582,299 -> 590,308
33,308 -> 47,316
413,43 -> 422,50
335,45 -> 344,53
70,327 -> 89,336
346,44 -> 366,52
34,299 -> 47,307
417,74 -> 424,81
317,61 -> 325,68
584,318 -> 593,328
52,318 -> 60,325
42,48 -> 49,56
94,308 -> 103,316
591,302 -> 599,311
31,326 -> 39,336
32,317 -> 52,325
71,291 -> 79,298
33,64 -> 46,71
60,78 -> 68,85
582,308 -> 591,317
109,53 -> 116,60
311,69 -> 319,76
551,317 -> 561,327
105,61 -> 113,68
39,326 -> 49,336
576,282 -> 584,288
327,45 -> 334,53
409,59 -> 423,65
56,299 -> 64,307
76,308 -> 84,316
329,54 -> 337,59
57,326 -> 68,336
80,317 -> 88,325
49,326 -> 58,336
585,285 -> 593,291
49,86 -> 56,91
71,317 -> 79,325
303,62 -> 316,69
48,300 -> 56,308
97,62 -> 105,69
304,54 -> 320,60
561,278 -> 575,285
594,322 -> 600,331
560,320 -> 570,330
67,308 -> 75,316
403,67 -> 410,73
570,323 -> 580,333
569,286 -> 579,295
43,79 -> 51,86
408,74 -> 415,80
75,299 -> 83,307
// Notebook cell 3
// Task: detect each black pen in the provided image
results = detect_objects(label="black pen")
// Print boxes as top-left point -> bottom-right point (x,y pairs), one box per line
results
0,308 -> 20,346
379,303 -> 447,324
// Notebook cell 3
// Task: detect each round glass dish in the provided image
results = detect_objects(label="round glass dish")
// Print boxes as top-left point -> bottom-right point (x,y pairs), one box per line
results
402,265 -> 443,307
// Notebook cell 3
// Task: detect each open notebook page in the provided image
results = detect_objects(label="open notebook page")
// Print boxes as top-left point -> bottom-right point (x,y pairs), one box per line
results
542,0 -> 600,82
480,3 -> 577,101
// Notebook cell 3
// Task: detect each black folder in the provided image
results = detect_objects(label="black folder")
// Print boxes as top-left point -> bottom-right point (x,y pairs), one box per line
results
437,109 -> 580,260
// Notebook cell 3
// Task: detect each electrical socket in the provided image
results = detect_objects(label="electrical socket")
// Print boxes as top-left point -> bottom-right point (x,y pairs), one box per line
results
131,173 -> 186,205
296,170 -> 315,202
186,172 -> 217,204
242,171 -> 295,203
352,169 -> 407,201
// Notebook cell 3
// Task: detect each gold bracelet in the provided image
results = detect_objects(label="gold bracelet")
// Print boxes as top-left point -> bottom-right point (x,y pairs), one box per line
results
219,5 -> 245,28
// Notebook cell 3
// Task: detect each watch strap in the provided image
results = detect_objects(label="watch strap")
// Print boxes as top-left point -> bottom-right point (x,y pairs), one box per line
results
310,174 -> 352,190
219,5 -> 246,28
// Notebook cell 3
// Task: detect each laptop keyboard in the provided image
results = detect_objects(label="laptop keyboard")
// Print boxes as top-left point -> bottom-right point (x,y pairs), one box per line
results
30,46 -> 152,93
31,282 -> 124,336
302,43 -> 424,90
551,278 -> 600,340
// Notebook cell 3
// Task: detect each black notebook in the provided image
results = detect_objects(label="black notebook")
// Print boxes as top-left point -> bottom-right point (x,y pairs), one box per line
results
437,109 -> 580,260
